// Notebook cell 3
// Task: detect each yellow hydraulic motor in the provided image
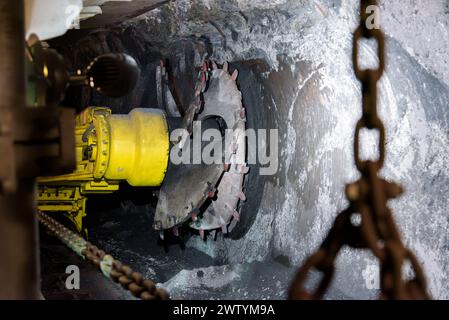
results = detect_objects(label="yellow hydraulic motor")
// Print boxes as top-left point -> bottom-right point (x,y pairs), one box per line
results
37,106 -> 169,235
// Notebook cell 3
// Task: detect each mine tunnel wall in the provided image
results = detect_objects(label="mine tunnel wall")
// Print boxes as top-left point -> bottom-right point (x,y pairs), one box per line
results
54,0 -> 449,299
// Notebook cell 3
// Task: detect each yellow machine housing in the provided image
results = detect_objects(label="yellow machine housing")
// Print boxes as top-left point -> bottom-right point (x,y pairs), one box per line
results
37,107 -> 169,235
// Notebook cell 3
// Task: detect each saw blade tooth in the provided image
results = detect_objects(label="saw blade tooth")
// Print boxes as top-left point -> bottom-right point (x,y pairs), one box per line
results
223,61 -> 229,72
231,69 -> 238,81
199,229 -> 205,240
159,231 -> 165,241
233,210 -> 241,222
153,220 -> 162,230
238,191 -> 247,201
221,225 -> 228,234
207,189 -> 216,198
239,164 -> 250,174
239,108 -> 246,119
212,61 -> 218,70
191,212 -> 198,221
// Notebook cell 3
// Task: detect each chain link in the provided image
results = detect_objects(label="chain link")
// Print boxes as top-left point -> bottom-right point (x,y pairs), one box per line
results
38,211 -> 170,300
289,0 -> 430,300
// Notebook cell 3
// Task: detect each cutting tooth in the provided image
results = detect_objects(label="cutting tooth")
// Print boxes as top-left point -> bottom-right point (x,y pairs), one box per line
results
233,210 -> 241,222
159,231 -> 165,240
211,230 -> 217,240
231,69 -> 238,81
205,183 -> 216,198
239,108 -> 246,119
191,212 -> 198,221
153,220 -> 163,230
212,61 -> 218,70
199,229 -> 205,240
223,61 -> 229,72
207,189 -> 216,198
221,225 -> 228,234
173,226 -> 179,237
238,164 -> 250,174
238,191 -> 246,201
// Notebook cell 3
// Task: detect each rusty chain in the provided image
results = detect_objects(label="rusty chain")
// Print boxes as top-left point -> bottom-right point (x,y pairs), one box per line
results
38,211 -> 170,300
289,0 -> 430,300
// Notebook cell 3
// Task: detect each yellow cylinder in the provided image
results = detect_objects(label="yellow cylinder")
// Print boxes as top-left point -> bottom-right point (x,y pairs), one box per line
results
105,108 -> 169,186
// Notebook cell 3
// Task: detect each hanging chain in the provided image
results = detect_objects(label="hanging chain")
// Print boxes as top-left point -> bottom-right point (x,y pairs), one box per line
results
38,211 -> 170,300
289,0 -> 430,300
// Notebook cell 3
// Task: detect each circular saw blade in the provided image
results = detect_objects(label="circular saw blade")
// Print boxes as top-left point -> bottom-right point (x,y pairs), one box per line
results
154,62 -> 248,235
190,63 -> 248,233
